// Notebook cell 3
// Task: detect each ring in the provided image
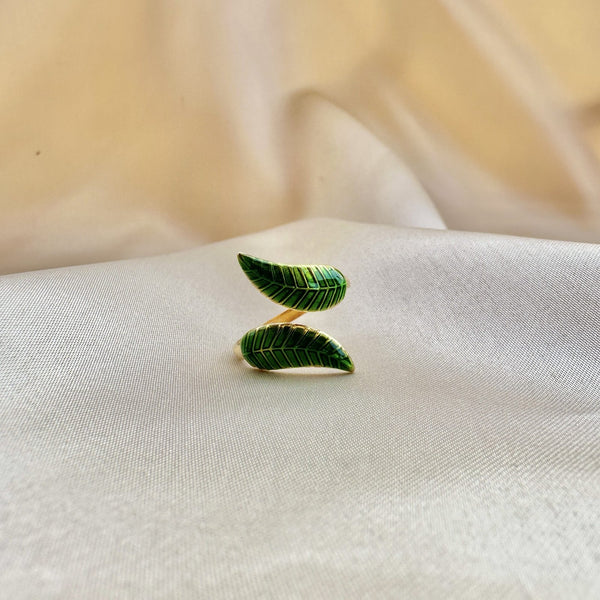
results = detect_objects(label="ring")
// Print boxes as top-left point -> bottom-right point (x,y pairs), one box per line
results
234,253 -> 355,373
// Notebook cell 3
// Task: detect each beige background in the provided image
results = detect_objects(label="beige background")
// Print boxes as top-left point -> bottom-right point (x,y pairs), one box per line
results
3,1 -> 600,274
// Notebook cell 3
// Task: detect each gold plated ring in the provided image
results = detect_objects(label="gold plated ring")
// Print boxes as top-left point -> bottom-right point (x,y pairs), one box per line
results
234,253 -> 354,372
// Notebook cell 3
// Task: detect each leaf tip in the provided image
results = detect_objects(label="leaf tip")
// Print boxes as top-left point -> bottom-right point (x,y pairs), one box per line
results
237,252 -> 251,266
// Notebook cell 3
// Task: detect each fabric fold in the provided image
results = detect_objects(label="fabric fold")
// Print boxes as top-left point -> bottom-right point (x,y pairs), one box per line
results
2,218 -> 599,597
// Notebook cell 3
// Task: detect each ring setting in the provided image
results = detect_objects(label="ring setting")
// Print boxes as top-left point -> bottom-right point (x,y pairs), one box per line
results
234,253 -> 354,373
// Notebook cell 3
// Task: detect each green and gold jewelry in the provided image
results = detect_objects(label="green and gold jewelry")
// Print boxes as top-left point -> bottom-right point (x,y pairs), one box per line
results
234,253 -> 354,373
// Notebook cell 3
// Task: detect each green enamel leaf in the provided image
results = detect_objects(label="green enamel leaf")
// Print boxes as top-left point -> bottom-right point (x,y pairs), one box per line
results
240,323 -> 354,372
238,253 -> 347,311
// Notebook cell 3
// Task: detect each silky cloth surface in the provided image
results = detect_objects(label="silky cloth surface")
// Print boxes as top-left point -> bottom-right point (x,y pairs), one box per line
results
2,218 -> 599,598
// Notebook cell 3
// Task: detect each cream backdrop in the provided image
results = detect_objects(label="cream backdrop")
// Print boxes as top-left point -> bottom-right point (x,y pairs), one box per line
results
2,1 -> 600,598
3,0 -> 600,274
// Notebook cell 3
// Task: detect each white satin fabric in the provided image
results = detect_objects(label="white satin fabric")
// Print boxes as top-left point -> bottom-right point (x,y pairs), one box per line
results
2,1 -> 600,598
3,219 -> 600,597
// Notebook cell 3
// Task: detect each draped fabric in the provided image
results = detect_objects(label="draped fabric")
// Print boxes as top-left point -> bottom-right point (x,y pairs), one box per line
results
2,1 -> 600,597
3,0 -> 600,276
